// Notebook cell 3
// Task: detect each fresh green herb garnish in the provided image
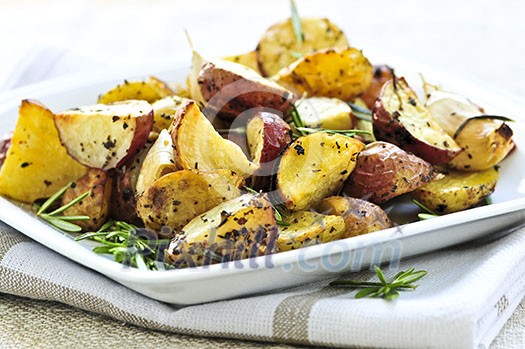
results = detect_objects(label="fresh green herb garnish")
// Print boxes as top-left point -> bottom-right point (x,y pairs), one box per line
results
296,127 -> 372,138
34,182 -> 90,232
412,198 -> 439,220
243,186 -> 290,226
75,220 -> 169,271
331,265 -> 428,301
290,103 -> 307,136
346,102 -> 373,122
290,51 -> 304,59
290,0 -> 304,44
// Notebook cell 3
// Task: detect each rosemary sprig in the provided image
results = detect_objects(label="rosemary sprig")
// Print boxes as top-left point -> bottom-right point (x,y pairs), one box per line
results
346,102 -> 373,122
296,127 -> 372,138
412,198 -> 439,220
290,103 -> 307,136
75,220 -> 170,271
331,265 -> 428,301
243,187 -> 290,226
35,182 -> 90,232
290,0 -> 304,44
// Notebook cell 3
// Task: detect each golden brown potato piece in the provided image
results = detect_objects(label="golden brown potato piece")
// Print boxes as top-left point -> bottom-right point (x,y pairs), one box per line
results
361,65 -> 394,110
97,76 -> 175,104
223,51 -> 261,73
256,17 -> 349,76
151,95 -> 184,132
423,82 -> 514,171
171,100 -> 259,177
135,129 -> 178,195
373,77 -> 462,165
0,100 -> 87,203
276,132 -> 364,211
315,196 -> 392,237
277,211 -> 346,251
412,168 -> 499,214
198,59 -> 297,120
165,193 -> 278,267
136,169 -> 243,235
62,169 -> 112,231
275,47 -> 373,101
54,100 -> 154,170
343,142 -> 435,204
295,97 -> 354,130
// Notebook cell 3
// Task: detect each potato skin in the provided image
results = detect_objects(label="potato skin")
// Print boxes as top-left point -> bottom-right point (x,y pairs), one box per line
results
360,65 -> 394,110
62,169 -> 112,231
276,133 -> 364,211
412,168 -> 499,214
343,142 -> 434,204
373,78 -> 462,165
198,60 -> 297,120
277,211 -> 346,251
0,134 -> 11,170
247,111 -> 292,164
136,169 -> 243,236
165,193 -> 278,267
315,196 -> 392,237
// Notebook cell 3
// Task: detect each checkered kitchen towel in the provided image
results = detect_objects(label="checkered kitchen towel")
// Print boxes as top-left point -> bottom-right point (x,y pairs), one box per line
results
1,219 -> 524,349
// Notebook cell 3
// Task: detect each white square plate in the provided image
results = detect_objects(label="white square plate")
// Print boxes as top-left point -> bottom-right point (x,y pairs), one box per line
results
1,50 -> 524,305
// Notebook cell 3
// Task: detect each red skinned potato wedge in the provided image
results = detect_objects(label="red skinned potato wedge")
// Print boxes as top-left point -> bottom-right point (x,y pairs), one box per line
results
256,17 -> 349,77
198,59 -> 297,120
0,100 -> 87,203
361,65 -> 394,110
110,142 -> 152,224
276,132 -> 364,211
136,169 -> 243,235
277,211 -> 346,252
54,100 -> 154,170
97,76 -> 175,104
165,193 -> 278,268
275,47 -> 373,101
171,100 -> 258,177
62,169 -> 112,231
246,111 -> 292,164
343,141 -> 434,204
373,78 -> 462,164
315,196 -> 392,238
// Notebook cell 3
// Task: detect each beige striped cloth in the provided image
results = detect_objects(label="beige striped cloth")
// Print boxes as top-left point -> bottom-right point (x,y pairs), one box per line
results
1,220 -> 524,348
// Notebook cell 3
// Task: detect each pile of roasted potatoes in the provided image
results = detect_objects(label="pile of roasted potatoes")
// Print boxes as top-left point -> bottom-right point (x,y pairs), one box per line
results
0,15 -> 515,268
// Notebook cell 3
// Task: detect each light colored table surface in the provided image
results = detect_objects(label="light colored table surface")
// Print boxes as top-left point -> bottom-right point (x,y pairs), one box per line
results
0,0 -> 524,348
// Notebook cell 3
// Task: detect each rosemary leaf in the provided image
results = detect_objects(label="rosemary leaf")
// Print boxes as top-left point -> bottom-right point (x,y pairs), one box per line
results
290,0 -> 304,44
44,216 -> 83,232
37,182 -> 72,215
47,191 -> 89,216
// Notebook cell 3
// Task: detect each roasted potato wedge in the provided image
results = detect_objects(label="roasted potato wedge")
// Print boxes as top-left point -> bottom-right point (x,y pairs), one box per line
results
423,82 -> 514,170
412,167 -> 499,214
0,100 -> 87,203
55,100 -> 154,170
151,95 -> 184,132
171,100 -> 258,177
315,196 -> 392,237
223,51 -> 261,73
246,111 -> 292,164
62,169 -> 112,231
198,59 -> 297,120
295,97 -> 353,130
343,142 -> 434,204
165,193 -> 278,267
361,65 -> 394,109
256,17 -> 349,76
373,78 -> 462,164
275,47 -> 373,101
276,132 -> 364,211
110,142 -> 152,223
277,211 -> 346,251
135,129 -> 178,195
136,169 -> 243,234
97,76 -> 175,104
